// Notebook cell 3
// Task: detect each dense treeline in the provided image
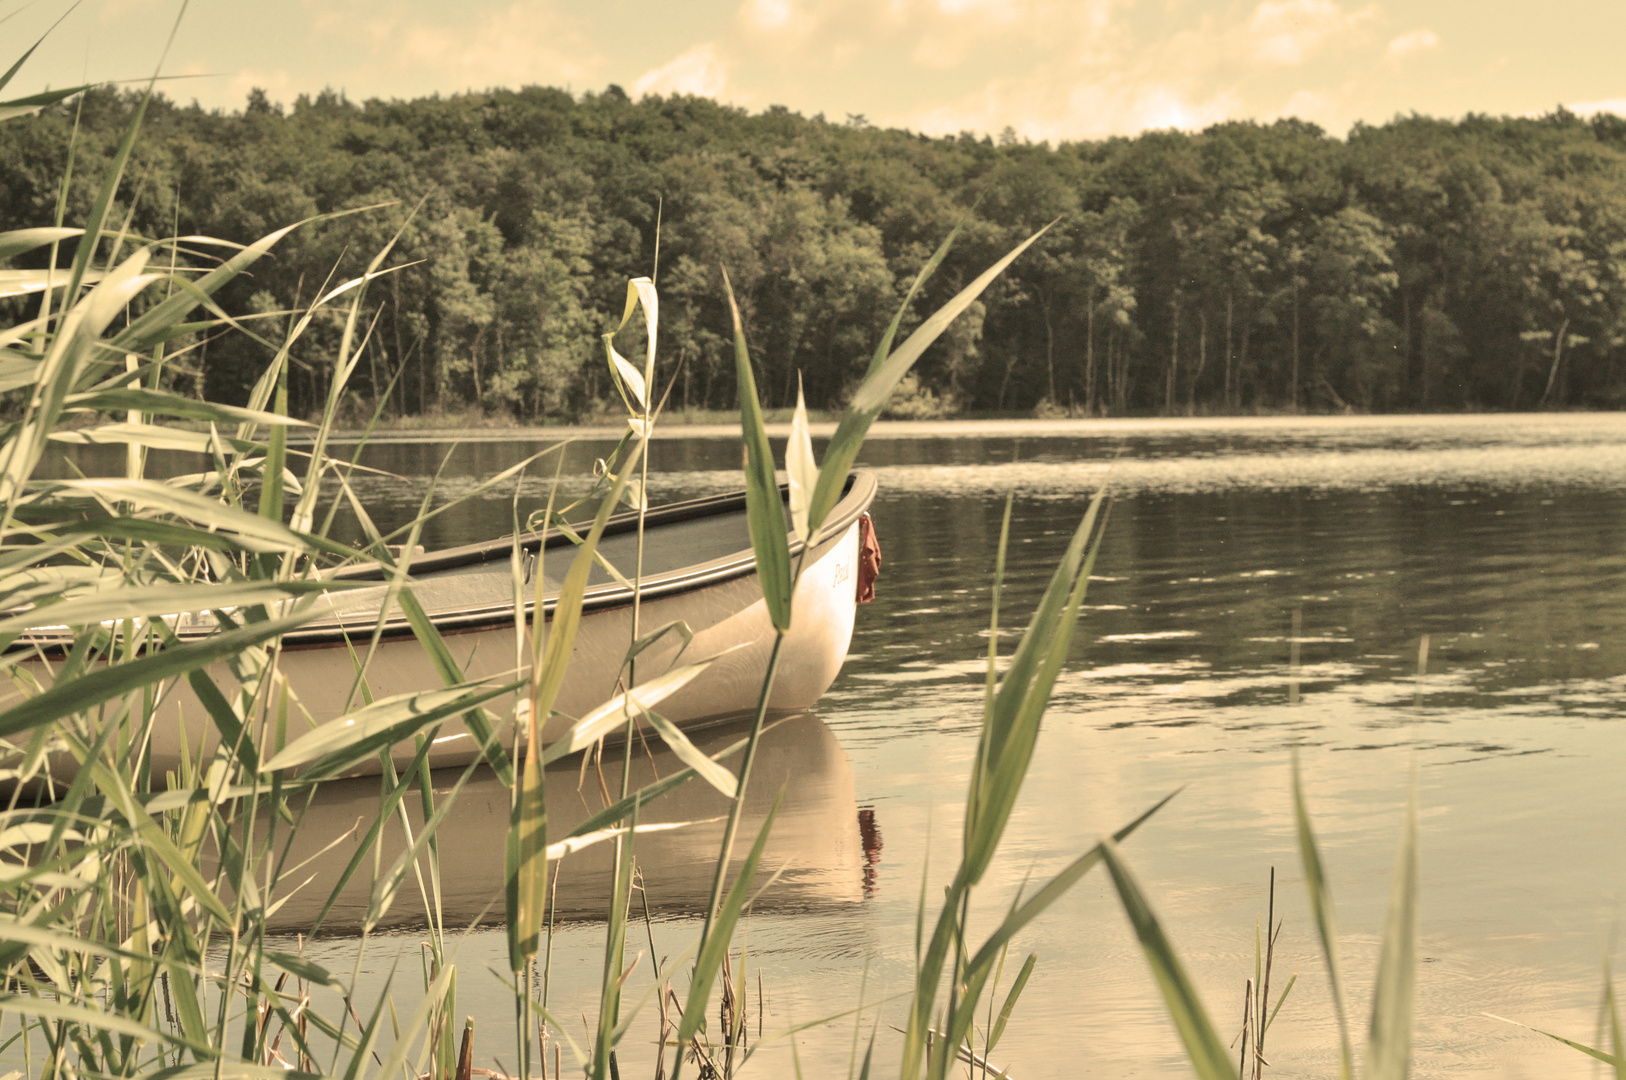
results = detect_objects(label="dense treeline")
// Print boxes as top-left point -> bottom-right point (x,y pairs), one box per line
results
6,84 -> 1626,419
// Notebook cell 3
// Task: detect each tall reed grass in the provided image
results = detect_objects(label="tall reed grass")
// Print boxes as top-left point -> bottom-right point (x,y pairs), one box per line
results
0,32 -> 1157,1080
13,27 -> 1602,1080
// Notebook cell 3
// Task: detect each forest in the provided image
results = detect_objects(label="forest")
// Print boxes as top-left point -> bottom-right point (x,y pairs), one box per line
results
4,83 -> 1626,420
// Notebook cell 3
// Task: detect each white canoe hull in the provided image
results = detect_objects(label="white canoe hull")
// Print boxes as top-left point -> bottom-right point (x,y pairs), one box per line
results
271,517 -> 862,775
8,472 -> 877,782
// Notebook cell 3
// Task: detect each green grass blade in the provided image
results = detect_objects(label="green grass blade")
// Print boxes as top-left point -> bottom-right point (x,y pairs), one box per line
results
676,791 -> 782,1044
987,954 -> 1036,1053
0,579 -> 351,637
65,387 -> 307,428
539,658 -> 712,765
787,377 -> 817,545
0,227 -> 81,260
639,706 -> 737,798
506,722 -> 548,970
364,756 -> 486,932
1365,772 -> 1419,1080
261,678 -> 525,777
721,267 -> 792,630
395,588 -> 512,785
1293,750 -> 1354,1079
863,224 -> 958,382
1100,839 -> 1238,1080
961,492 -> 1105,886
0,611 -> 309,739
806,221 -> 1054,537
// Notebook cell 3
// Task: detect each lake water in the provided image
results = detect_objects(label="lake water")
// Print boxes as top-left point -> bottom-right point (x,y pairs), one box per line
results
64,414 -> 1626,1077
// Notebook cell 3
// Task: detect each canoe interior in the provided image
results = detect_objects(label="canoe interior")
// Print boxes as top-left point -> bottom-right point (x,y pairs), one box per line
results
300,471 -> 872,639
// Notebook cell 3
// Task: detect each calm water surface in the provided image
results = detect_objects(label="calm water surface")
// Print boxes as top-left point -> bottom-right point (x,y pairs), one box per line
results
84,415 -> 1626,1077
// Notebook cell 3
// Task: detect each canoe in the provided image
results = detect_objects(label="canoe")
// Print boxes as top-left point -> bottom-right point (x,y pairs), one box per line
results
7,470 -> 880,781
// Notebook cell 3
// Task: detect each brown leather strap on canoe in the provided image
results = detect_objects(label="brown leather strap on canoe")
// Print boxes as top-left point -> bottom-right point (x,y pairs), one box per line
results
856,512 -> 881,604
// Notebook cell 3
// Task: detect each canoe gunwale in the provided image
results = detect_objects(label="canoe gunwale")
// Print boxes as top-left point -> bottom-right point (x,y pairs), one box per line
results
5,470 -> 877,655
287,470 -> 876,645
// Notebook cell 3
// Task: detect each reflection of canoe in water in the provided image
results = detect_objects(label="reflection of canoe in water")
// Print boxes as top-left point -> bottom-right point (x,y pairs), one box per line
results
10,471 -> 879,781
262,712 -> 866,932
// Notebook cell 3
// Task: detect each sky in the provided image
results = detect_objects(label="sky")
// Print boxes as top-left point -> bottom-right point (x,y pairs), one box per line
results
7,0 -> 1626,142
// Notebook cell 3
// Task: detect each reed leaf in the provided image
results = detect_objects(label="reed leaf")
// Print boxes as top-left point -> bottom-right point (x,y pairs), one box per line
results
944,790 -> 1178,1056
722,267 -> 792,630
64,387 -> 307,428
1364,773 -> 1419,1080
540,658 -> 712,765
606,343 -> 646,414
0,227 -> 81,260
262,951 -> 338,988
806,221 -> 1053,539
0,86 -> 91,123
987,954 -> 1036,1054
304,735 -> 440,938
962,491 -> 1105,886
44,477 -> 336,554
364,757 -> 487,932
506,436 -> 644,970
393,588 -> 512,785
1613,973 -> 1626,1080
42,516 -> 279,553
1101,839 -> 1238,1080
0,354 -> 40,392
676,791 -> 782,1045
0,994 -> 207,1053
507,692 -> 548,970
0,267 -> 105,298
787,377 -> 817,545
1293,750 -> 1354,1079
261,677 -> 525,777
0,579 -> 352,637
961,789 -> 1177,984
1484,1008 -> 1622,1068
528,438 -> 645,727
0,611 -> 309,739
562,725 -> 760,838
637,706 -> 737,798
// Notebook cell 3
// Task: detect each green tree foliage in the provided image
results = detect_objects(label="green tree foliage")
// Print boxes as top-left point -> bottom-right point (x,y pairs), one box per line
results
6,84 -> 1626,418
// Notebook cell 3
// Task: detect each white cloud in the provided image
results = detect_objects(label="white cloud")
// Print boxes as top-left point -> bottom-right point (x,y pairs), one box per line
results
743,0 -> 798,32
905,71 -> 1241,142
936,0 -> 1021,20
1247,0 -> 1375,66
1386,28 -> 1439,61
633,44 -> 729,99
1568,97 -> 1626,118
305,1 -> 599,97
896,0 -> 1394,141
1268,89 -> 1340,127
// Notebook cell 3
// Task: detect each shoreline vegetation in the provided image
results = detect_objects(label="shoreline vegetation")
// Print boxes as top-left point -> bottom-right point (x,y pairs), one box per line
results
7,85 -> 1626,426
